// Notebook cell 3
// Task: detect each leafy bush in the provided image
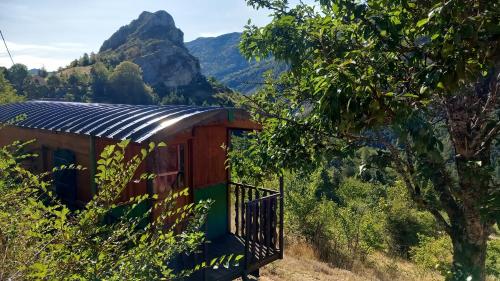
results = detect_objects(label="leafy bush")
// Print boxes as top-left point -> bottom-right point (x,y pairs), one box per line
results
383,181 -> 437,258
486,238 -> 500,277
410,235 -> 453,275
411,234 -> 500,278
285,170 -> 387,268
0,138 -> 240,280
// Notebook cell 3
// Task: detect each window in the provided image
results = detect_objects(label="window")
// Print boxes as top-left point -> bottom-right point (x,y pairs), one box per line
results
154,144 -> 185,193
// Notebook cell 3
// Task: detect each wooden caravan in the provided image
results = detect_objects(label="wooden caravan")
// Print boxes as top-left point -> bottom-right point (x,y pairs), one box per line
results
0,101 -> 284,280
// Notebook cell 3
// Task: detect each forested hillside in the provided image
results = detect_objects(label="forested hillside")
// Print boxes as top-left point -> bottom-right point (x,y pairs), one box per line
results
186,32 -> 286,93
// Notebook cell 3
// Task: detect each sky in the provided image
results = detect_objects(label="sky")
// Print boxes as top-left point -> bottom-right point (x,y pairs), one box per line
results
0,0 -> 312,71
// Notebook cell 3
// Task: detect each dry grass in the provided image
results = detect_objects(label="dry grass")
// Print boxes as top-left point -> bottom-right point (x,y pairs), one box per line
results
59,66 -> 91,76
254,241 -> 443,281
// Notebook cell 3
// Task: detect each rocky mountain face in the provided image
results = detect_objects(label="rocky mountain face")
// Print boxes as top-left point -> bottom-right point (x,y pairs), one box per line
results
99,11 -> 214,102
186,32 -> 286,93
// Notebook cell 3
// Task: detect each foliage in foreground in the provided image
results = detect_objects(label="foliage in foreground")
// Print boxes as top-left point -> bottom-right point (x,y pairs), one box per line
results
0,138 -> 240,280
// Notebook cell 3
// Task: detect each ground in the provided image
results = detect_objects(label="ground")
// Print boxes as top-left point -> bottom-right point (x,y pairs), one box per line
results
243,241 -> 443,281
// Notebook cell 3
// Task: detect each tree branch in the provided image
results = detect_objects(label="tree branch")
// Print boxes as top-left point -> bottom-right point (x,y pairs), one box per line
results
377,133 -> 453,233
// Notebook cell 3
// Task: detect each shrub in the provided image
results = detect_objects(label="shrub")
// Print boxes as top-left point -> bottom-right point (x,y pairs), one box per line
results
384,181 -> 437,258
0,138 -> 240,280
411,234 -> 500,278
285,172 -> 387,268
486,238 -> 500,277
410,234 -> 453,275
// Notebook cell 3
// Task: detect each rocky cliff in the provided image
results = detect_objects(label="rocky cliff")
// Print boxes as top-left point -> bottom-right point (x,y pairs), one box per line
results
99,11 -> 214,102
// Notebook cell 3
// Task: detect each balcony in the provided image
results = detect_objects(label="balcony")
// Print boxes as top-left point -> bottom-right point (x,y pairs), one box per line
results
189,180 -> 284,281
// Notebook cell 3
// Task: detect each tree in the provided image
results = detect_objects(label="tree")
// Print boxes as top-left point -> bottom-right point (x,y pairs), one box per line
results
46,75 -> 63,99
23,77 -> 49,100
0,71 -> 23,104
90,62 -> 110,101
241,1 -> 499,280
0,66 -> 7,77
65,72 -> 89,102
79,53 -> 90,66
89,52 -> 97,65
38,67 -> 48,78
108,61 -> 154,104
69,59 -> 78,68
6,64 -> 28,93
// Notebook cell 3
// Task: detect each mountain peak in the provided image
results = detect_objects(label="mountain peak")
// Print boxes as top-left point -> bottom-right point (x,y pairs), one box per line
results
100,10 -> 183,52
97,10 -> 215,104
136,10 -> 176,27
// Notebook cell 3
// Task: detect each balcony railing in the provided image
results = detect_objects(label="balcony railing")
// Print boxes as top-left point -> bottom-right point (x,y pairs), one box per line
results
229,179 -> 284,273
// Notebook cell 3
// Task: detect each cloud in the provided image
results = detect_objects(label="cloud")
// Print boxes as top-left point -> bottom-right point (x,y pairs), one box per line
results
5,41 -> 85,52
0,41 -> 88,71
0,54 -> 72,71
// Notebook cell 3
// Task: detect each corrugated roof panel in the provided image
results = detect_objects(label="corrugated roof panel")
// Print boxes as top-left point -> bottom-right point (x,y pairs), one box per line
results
0,101 -> 237,143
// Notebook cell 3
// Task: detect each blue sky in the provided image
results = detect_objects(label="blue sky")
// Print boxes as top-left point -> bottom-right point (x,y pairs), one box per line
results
0,0 -> 312,71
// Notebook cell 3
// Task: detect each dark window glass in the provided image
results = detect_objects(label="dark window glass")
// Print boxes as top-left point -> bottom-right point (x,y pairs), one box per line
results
53,149 -> 77,206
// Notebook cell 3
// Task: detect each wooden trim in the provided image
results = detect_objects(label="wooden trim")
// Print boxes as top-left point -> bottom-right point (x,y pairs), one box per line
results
188,138 -> 194,204
226,128 -> 231,235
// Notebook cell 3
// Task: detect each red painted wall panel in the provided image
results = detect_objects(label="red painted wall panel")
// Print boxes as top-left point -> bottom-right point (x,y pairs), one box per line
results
94,138 -> 148,202
192,126 -> 228,189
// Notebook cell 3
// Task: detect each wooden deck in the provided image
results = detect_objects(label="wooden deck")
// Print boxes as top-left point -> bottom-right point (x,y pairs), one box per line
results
181,234 -> 245,281
182,233 -> 278,281
203,234 -> 246,281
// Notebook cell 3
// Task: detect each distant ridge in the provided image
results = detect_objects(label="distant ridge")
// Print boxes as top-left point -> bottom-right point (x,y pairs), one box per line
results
186,32 -> 286,94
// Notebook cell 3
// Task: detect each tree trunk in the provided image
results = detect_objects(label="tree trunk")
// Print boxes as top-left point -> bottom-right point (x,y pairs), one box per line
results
449,217 -> 489,281
445,156 -> 492,281
443,81 -> 497,280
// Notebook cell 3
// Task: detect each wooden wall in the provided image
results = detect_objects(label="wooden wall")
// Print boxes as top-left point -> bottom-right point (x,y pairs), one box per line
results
191,125 -> 229,238
1,118 -> 256,236
192,125 -> 228,189
0,126 -> 93,204
94,138 -> 148,203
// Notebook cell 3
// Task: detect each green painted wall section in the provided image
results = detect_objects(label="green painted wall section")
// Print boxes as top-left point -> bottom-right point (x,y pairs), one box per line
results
194,183 -> 228,239
227,109 -> 235,122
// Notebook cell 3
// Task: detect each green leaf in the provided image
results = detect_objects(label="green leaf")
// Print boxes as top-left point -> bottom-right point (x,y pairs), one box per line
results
403,93 -> 419,98
416,18 -> 429,27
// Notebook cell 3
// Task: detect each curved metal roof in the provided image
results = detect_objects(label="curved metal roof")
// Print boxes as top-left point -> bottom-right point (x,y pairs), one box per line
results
0,101 -> 239,143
